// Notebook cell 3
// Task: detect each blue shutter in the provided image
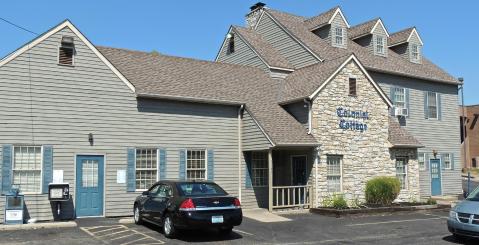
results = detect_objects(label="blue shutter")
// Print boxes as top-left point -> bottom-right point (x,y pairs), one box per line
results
179,149 -> 186,180
127,148 -> 136,192
207,149 -> 214,181
42,145 -> 53,194
437,93 -> 442,120
390,87 -> 396,116
405,88 -> 410,117
451,153 -> 455,170
1,145 -> 13,195
424,91 -> 429,119
245,152 -> 252,188
159,148 -> 166,180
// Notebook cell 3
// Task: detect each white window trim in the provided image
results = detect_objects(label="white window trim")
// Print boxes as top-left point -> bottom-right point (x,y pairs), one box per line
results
394,87 -> 406,109
375,35 -> 385,55
134,148 -> 159,191
252,151 -> 268,187
12,145 -> 43,195
443,153 -> 452,170
418,153 -> 426,171
426,91 -> 439,120
185,149 -> 208,181
326,155 -> 343,193
396,157 -> 408,190
410,43 -> 421,63
57,36 -> 75,66
334,26 -> 344,46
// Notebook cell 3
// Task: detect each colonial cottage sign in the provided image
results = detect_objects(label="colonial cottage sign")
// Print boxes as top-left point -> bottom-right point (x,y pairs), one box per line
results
336,107 -> 369,132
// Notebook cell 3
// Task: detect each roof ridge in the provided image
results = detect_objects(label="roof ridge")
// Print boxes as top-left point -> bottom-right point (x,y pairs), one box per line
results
350,17 -> 380,29
390,26 -> 415,36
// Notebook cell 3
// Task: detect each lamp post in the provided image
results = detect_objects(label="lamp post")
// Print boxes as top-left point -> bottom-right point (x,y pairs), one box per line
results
458,77 -> 470,195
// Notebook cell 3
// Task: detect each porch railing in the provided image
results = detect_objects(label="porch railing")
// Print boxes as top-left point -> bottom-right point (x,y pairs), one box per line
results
272,185 -> 313,209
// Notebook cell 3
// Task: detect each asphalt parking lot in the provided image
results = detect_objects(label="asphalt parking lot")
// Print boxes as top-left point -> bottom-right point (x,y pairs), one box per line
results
0,209 -> 478,245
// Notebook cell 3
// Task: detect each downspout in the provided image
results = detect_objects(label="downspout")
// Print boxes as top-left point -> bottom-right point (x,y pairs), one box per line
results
304,99 -> 312,134
314,146 -> 320,208
238,104 -> 244,202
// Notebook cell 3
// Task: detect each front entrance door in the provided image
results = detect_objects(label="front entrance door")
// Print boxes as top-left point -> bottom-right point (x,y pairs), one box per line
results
430,158 -> 442,196
292,156 -> 307,185
76,155 -> 104,217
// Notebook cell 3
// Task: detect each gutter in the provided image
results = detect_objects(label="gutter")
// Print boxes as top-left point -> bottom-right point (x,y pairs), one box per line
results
136,93 -> 244,106
238,104 -> 244,202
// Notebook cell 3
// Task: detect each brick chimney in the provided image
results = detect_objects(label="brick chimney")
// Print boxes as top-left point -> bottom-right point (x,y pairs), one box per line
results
246,2 -> 266,29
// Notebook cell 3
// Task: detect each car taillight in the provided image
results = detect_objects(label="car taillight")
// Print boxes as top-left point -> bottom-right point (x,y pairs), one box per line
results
233,198 -> 241,208
179,198 -> 196,211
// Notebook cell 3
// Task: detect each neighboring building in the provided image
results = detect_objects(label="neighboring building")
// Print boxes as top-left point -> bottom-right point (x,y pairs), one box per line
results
0,3 -> 462,222
460,105 -> 479,168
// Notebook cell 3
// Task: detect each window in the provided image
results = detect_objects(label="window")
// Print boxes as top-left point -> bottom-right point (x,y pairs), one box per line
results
427,92 -> 438,119
411,43 -> 420,62
396,157 -> 408,190
135,148 -> 158,190
349,77 -> 357,96
186,150 -> 207,180
375,36 -> 385,55
334,27 -> 344,46
251,152 -> 268,187
418,153 -> 426,170
82,159 -> 98,187
394,87 -> 406,108
149,184 -> 172,198
227,35 -> 235,54
176,182 -> 227,196
13,146 -> 42,194
327,155 -> 342,192
443,153 -> 452,169
59,36 -> 74,66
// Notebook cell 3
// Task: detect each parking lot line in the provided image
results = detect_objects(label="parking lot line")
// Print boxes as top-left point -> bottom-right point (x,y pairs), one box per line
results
346,217 -> 442,226
80,225 -> 165,245
233,229 -> 255,236
97,229 -> 130,238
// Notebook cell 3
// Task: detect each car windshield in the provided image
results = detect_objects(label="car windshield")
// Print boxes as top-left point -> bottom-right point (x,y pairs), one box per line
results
176,182 -> 227,196
466,186 -> 479,201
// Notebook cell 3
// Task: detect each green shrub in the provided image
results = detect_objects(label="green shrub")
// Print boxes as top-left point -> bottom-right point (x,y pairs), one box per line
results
322,194 -> 348,209
426,198 -> 437,205
365,176 -> 401,206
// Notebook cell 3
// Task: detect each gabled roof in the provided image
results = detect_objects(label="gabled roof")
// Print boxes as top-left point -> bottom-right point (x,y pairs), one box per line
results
231,26 -> 294,70
0,20 -> 136,93
262,9 -> 457,84
305,6 -> 350,30
388,117 -> 423,148
388,27 -> 423,46
349,18 -> 389,39
97,46 -> 317,146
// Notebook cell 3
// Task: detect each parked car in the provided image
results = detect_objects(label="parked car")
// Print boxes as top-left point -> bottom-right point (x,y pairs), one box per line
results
133,180 -> 242,238
447,186 -> 479,240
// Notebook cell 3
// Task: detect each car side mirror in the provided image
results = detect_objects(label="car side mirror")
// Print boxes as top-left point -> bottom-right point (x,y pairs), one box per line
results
142,191 -> 149,196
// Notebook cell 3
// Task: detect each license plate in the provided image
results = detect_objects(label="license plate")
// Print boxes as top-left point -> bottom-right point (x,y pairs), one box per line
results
211,215 -> 224,223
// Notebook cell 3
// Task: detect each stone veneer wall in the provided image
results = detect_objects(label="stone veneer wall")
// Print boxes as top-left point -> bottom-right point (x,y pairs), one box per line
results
311,60 -> 419,205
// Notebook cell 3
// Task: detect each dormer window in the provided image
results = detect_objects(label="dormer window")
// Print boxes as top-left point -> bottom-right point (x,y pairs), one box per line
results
334,27 -> 344,46
227,34 -> 235,54
410,43 -> 420,63
375,36 -> 385,55
59,36 -> 75,66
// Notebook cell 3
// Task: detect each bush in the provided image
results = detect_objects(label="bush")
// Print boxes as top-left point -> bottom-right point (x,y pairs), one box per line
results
426,198 -> 437,205
322,194 -> 348,209
365,176 -> 401,206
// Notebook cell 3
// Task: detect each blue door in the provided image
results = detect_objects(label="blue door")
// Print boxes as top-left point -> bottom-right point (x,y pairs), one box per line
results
430,159 -> 442,196
76,155 -> 104,217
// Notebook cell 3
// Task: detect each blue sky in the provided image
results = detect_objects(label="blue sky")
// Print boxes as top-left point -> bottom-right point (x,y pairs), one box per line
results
1,1 -> 477,104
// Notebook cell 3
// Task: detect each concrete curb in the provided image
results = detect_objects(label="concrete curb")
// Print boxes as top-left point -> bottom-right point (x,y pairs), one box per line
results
310,204 -> 451,217
118,218 -> 134,224
0,221 -> 77,231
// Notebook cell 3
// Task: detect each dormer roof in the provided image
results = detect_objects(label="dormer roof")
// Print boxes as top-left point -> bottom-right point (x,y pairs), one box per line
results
305,6 -> 350,30
388,27 -> 423,47
349,18 -> 389,39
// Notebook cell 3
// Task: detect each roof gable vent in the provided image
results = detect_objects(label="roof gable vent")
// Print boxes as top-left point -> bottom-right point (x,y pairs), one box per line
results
59,36 -> 75,66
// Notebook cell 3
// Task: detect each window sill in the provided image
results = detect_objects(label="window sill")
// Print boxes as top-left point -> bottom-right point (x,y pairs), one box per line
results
57,63 -> 75,68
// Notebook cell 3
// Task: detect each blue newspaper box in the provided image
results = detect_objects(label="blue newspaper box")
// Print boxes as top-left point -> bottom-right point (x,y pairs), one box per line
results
4,188 -> 24,225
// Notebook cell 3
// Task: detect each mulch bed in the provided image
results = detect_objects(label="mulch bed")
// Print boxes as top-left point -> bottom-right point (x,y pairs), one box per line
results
310,203 -> 451,217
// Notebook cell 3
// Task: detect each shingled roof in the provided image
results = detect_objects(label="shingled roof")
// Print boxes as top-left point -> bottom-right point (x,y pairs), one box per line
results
388,117 -> 423,148
388,27 -> 416,46
348,18 -> 380,39
97,46 -> 317,146
304,6 -> 338,30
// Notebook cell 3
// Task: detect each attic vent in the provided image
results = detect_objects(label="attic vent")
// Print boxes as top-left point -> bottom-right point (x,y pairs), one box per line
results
227,34 -> 235,54
59,36 -> 75,66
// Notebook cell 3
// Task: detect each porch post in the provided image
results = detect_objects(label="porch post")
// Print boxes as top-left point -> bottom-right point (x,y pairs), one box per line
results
268,148 -> 273,212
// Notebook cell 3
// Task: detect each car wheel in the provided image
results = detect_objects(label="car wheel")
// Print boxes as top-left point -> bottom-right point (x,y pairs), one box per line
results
133,204 -> 143,225
163,214 -> 177,238
218,226 -> 233,236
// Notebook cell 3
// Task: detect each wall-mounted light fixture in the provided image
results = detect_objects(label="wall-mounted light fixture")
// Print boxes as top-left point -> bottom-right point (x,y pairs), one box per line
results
88,133 -> 94,146
432,149 -> 438,159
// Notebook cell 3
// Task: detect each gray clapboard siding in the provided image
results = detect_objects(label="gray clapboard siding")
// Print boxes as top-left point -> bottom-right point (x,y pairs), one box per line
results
283,101 -> 308,128
256,13 -> 318,68
372,72 -> 462,197
0,27 -> 241,222
372,24 -> 388,57
242,110 -> 272,151
330,13 -> 348,49
216,33 -> 269,72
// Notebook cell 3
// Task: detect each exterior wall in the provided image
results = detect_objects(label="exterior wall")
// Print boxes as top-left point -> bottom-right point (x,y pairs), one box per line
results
372,25 -> 388,57
256,13 -> 318,68
241,151 -> 268,209
390,148 -> 420,201
408,33 -> 422,64
311,60 -> 402,204
390,34 -> 422,63
330,14 -> 348,49
461,105 -> 479,168
372,72 -> 462,197
283,101 -> 309,128
0,27 -> 241,222
242,110 -> 272,151
216,32 -> 269,72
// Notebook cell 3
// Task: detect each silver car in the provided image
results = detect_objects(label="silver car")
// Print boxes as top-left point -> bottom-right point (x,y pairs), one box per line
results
447,187 -> 479,240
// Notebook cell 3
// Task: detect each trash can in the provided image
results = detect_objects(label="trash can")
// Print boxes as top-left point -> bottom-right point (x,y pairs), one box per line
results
4,188 -> 24,225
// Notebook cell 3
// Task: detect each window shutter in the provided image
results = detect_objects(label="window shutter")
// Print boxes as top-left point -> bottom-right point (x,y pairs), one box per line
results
245,152 -> 252,188
207,149 -> 214,181
390,87 -> 396,116
127,148 -> 136,192
437,94 -> 442,120
424,153 -> 429,171
405,88 -> 410,117
451,153 -> 455,170
440,154 -> 445,170
179,149 -> 186,180
159,148 -> 167,180
1,145 -> 13,195
424,91 -> 429,119
42,145 -> 53,194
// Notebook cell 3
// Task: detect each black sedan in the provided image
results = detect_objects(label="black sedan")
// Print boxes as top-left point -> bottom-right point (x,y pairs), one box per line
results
133,180 -> 242,238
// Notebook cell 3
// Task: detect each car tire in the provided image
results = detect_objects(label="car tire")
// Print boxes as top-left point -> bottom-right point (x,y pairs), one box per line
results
163,213 -> 177,238
218,226 -> 233,236
133,204 -> 143,225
